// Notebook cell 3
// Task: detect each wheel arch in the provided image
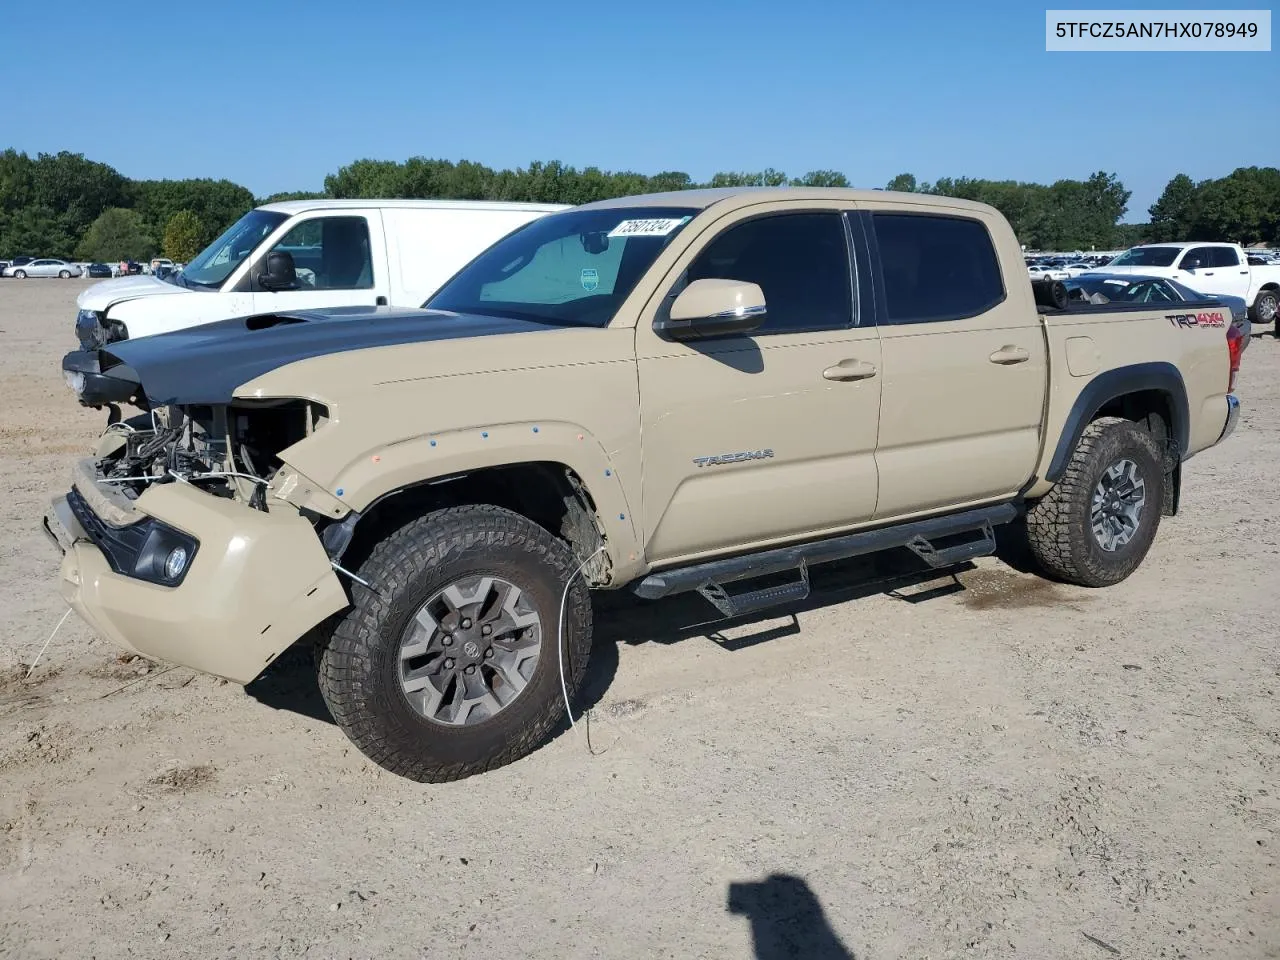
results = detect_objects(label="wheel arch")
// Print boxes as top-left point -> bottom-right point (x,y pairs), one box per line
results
1044,363 -> 1189,513
324,459 -> 622,587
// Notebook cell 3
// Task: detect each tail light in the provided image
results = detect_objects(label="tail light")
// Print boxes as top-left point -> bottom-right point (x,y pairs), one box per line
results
1226,323 -> 1243,393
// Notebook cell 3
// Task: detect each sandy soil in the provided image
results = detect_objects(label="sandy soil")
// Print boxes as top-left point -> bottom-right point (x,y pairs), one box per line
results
0,279 -> 1276,960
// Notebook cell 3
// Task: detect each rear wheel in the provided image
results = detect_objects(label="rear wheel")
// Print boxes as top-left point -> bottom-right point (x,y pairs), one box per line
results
1249,289 -> 1278,329
316,504 -> 593,782
13,270 -> 26,279
1024,417 -> 1164,587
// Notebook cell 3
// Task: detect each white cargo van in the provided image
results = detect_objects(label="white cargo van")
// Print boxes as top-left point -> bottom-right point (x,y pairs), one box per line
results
73,199 -> 568,348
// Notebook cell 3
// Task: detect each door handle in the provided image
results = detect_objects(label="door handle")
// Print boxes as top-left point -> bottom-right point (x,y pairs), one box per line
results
989,345 -> 1030,365
823,358 -> 877,381
375,295 -> 388,306
1202,271 -> 1215,276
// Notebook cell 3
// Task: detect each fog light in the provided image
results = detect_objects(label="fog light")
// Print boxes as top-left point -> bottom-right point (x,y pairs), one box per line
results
164,546 -> 189,581
64,370 -> 86,394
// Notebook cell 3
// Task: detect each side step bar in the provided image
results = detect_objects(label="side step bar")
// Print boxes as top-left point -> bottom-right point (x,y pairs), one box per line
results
633,503 -> 1018,601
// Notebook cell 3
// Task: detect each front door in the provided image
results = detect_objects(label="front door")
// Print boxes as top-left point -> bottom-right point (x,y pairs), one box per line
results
863,206 -> 1047,519
636,205 -> 882,565
251,211 -> 390,314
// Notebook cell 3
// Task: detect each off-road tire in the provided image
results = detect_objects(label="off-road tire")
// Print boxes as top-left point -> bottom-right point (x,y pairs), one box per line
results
1024,417 -> 1164,587
315,504 -> 593,782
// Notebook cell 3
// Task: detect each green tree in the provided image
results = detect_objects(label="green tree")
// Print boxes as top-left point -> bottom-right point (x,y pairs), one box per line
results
886,173 -> 919,193
133,178 -> 255,247
1147,174 -> 1199,242
1187,167 -> 1280,244
0,204 -> 73,258
75,207 -> 155,262
162,210 -> 205,262
792,170 -> 850,187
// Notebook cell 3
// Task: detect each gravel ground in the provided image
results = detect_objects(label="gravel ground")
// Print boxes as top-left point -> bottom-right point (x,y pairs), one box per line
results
0,280 -> 1276,960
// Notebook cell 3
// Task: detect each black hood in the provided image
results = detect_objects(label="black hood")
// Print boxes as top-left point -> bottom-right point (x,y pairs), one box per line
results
94,306 -> 559,406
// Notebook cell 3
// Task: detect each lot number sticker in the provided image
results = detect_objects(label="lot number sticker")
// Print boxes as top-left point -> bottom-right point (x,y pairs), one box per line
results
607,217 -> 689,238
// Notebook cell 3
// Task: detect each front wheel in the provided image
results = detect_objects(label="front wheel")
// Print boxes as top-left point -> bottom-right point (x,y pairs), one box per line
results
316,504 -> 593,782
1249,289 -> 1278,328
1024,417 -> 1164,587
58,270 -> 70,279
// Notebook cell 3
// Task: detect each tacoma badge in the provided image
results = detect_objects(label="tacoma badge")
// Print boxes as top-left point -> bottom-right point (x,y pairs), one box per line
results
693,449 -> 774,467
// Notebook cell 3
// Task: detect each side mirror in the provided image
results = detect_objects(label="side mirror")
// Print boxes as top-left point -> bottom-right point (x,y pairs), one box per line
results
257,250 -> 298,291
1182,259 -> 1200,273
657,278 -> 767,341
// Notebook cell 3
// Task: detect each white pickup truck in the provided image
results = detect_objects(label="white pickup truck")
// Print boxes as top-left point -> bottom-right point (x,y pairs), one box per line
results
1103,241 -> 1280,328
68,199 -> 566,406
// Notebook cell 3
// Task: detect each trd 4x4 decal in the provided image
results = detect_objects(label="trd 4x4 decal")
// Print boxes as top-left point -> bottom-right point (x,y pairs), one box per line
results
1166,311 -> 1225,328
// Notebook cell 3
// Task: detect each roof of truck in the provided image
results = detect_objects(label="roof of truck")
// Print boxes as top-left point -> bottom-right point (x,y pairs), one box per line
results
576,187 -> 996,214
257,199 -> 571,215
1132,241 -> 1235,249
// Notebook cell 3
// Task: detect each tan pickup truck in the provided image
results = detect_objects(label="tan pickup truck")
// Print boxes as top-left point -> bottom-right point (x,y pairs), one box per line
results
44,188 -> 1242,781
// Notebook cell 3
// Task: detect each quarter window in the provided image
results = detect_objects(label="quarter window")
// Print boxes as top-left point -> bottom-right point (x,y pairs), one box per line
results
265,216 -> 373,290
684,213 -> 853,333
872,214 -> 1005,324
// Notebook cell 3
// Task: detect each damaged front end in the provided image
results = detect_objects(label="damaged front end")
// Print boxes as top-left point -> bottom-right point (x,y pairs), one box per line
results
46,397 -> 350,684
94,398 -> 333,512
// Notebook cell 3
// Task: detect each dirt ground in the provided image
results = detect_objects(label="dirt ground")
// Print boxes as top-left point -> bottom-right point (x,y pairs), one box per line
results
0,279 -> 1276,960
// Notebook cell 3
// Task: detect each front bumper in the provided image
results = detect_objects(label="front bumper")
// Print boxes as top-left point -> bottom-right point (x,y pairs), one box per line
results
45,478 -> 347,684
1219,394 -> 1240,444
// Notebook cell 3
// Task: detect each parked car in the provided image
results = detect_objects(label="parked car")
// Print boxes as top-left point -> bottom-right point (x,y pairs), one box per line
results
85,263 -> 114,279
1028,264 -> 1069,281
1067,273 -> 1252,349
1061,262 -> 1096,277
0,261 -> 9,275
3,258 -> 82,278
68,199 -> 569,404
54,188 -> 1241,781
8,256 -> 34,268
1105,242 -> 1280,327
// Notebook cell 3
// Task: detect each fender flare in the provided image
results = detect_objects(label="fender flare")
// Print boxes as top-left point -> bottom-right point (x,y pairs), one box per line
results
1045,362 -> 1189,483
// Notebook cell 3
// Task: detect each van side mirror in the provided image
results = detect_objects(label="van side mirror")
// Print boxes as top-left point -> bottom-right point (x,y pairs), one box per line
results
657,279 -> 767,341
257,250 -> 298,291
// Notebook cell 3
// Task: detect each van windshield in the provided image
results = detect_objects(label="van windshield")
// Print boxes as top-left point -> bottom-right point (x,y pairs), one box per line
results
426,206 -> 699,327
179,209 -> 288,288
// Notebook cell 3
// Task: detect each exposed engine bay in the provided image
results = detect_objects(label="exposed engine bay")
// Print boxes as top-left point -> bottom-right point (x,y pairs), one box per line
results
96,400 -> 328,510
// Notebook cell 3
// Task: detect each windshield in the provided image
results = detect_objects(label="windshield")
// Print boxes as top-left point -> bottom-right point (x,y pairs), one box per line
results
180,209 -> 288,288
1108,246 -> 1180,268
426,206 -> 699,327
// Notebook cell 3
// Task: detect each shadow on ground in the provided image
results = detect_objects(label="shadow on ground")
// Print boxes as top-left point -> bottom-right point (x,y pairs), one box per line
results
248,542 -> 1048,727
728,873 -> 856,959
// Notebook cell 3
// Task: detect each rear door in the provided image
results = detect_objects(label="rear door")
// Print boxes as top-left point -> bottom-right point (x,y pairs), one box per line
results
862,204 -> 1047,520
250,210 -> 390,314
1197,246 -> 1251,299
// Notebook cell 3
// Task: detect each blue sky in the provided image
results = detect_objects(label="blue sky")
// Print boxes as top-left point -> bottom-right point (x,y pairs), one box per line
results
1,0 -> 1274,219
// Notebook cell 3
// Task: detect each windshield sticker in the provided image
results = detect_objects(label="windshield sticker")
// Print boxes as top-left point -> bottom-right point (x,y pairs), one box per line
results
580,268 -> 599,292
607,217 -> 689,238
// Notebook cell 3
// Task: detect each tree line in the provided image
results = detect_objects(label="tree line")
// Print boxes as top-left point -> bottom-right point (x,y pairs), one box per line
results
2,147 -> 1276,263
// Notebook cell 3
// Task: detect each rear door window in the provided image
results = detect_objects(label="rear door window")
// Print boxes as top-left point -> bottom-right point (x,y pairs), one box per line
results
871,214 -> 1005,323
1208,246 -> 1240,268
